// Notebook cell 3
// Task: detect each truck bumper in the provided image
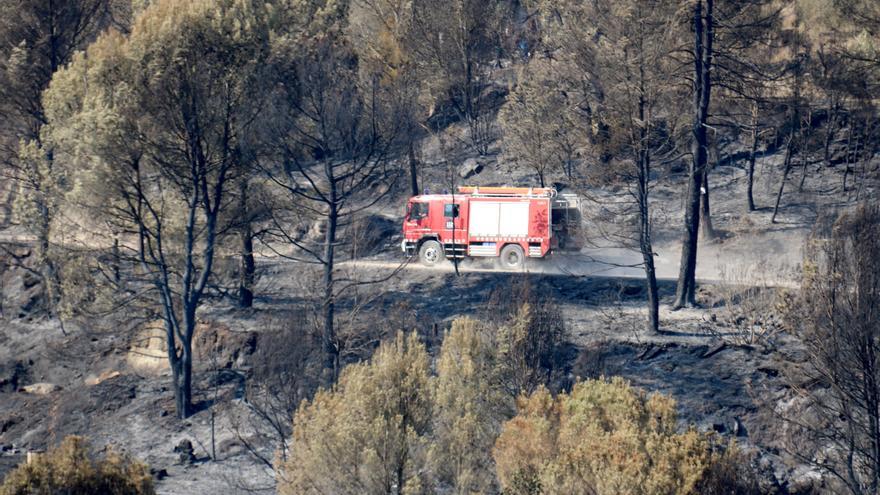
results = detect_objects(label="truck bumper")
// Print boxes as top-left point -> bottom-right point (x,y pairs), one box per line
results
402,240 -> 416,256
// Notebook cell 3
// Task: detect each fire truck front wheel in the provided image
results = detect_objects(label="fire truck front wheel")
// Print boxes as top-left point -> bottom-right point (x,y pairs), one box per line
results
499,244 -> 526,270
419,240 -> 444,266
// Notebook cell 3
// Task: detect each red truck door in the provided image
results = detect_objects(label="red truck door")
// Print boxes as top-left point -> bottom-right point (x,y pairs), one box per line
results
441,201 -> 466,238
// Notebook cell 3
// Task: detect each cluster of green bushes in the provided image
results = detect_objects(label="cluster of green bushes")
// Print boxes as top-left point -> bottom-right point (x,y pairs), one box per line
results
277,311 -> 757,495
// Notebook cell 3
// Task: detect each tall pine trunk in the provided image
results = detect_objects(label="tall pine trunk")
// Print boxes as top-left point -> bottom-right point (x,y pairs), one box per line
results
408,141 -> 420,197
239,227 -> 255,308
323,169 -> 339,380
843,121 -> 854,192
167,304 -> 196,419
771,135 -> 794,224
674,0 -> 713,310
823,99 -> 837,167
700,169 -> 715,240
638,147 -> 659,333
746,102 -> 759,211
636,50 -> 659,333
238,180 -> 255,308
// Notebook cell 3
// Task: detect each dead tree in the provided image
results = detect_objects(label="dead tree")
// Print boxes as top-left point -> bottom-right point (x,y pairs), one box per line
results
265,30 -> 402,380
791,204 -> 880,494
539,0 -> 680,333
746,100 -> 760,211
673,0 -> 713,309
771,55 -> 806,224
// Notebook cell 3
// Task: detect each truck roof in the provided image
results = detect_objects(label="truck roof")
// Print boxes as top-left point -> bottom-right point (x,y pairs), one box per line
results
410,186 -> 557,202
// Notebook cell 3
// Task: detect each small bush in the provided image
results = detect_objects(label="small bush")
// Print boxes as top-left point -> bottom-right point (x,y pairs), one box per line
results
487,279 -> 572,396
0,436 -> 154,495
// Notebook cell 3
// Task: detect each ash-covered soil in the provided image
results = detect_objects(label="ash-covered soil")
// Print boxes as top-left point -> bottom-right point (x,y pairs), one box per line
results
0,262 -> 818,493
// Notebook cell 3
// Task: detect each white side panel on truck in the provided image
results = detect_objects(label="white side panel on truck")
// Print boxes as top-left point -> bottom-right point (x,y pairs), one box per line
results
498,202 -> 529,237
468,201 -> 530,238
468,202 -> 501,236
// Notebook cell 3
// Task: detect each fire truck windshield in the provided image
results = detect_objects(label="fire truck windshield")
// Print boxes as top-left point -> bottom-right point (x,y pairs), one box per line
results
408,202 -> 428,220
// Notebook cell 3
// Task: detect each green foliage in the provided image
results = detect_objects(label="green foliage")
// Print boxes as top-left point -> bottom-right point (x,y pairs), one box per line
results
278,316 -> 751,494
278,332 -> 433,495
532,0 -> 682,175
499,59 -> 586,184
41,0 -> 285,416
496,302 -> 569,398
12,140 -> 67,236
0,436 -> 154,495
430,317 -> 510,493
43,0 -> 279,222
493,377 -> 713,495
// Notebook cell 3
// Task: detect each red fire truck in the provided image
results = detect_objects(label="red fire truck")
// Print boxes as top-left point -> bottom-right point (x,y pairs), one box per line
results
401,186 -> 580,269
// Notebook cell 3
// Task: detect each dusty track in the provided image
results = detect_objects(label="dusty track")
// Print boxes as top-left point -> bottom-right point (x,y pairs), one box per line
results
341,234 -> 803,289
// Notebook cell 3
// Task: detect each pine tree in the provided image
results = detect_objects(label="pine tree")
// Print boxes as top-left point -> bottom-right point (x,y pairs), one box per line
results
494,377 -> 713,495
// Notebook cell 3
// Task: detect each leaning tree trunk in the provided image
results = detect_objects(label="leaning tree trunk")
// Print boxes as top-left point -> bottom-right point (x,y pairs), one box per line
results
771,135 -> 795,224
674,0 -> 712,310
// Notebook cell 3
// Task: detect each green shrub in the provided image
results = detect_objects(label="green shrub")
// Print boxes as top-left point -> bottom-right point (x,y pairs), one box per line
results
0,436 -> 154,495
493,378 -> 714,495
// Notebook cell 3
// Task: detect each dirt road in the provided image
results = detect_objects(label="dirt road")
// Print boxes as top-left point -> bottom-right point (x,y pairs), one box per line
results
341,229 -> 804,289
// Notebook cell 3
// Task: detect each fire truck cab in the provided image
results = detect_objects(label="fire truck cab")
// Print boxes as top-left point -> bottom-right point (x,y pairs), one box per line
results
401,186 -> 580,269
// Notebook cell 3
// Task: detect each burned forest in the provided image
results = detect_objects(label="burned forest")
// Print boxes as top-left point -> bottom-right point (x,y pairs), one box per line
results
1,0 -> 880,494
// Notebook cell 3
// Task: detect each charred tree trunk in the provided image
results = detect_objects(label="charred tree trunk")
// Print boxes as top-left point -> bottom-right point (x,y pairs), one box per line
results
771,135 -> 794,224
855,116 -> 871,201
239,227 -> 255,308
174,331 -> 194,419
166,277 -> 200,419
322,168 -> 339,380
700,169 -> 715,240
674,0 -> 712,310
747,103 -> 759,211
635,51 -> 659,333
112,234 -> 121,289
638,146 -> 659,333
38,201 -> 58,312
842,119 -> 853,192
823,99 -> 837,167
798,112 -> 811,192
408,141 -> 420,197
771,55 -> 802,225
238,180 -> 255,308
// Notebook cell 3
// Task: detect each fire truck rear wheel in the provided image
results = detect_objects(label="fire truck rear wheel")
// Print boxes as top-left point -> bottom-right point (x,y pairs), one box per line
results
499,244 -> 525,270
419,240 -> 444,266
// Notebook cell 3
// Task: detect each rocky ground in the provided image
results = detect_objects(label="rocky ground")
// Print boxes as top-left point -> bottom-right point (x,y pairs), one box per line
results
0,119 -> 877,493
